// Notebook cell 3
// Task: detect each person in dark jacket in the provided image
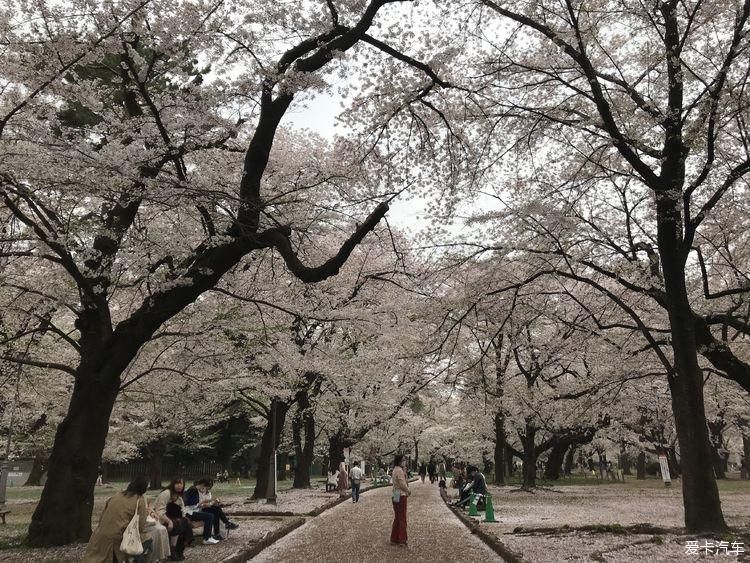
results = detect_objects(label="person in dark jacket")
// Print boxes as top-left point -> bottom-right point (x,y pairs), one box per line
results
427,459 -> 437,484
418,462 -> 427,483
184,482 -> 219,545
468,466 -> 487,496
466,466 -> 487,509
190,477 -> 238,538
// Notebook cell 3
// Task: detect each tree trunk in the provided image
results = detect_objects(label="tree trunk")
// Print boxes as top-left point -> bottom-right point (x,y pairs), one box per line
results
328,433 -> 347,473
707,420 -> 727,479
742,435 -> 750,479
636,451 -> 646,480
564,445 -> 576,477
521,422 -> 537,489
28,371 -> 121,546
666,446 -> 681,478
494,413 -> 506,484
24,451 -> 49,487
148,439 -> 166,490
657,197 -> 726,532
544,442 -> 569,480
493,335 -> 507,484
506,445 -> 514,476
217,416 -> 238,473
292,388 -> 315,489
252,400 -> 289,500
619,441 -> 632,475
413,438 -> 419,469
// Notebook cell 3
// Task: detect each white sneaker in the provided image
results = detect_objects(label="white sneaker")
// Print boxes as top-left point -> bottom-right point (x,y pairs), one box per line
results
203,537 -> 220,545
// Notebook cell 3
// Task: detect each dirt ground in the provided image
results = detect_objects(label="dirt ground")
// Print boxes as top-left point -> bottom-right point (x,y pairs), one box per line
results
3,477 -> 749,561
0,480 -> 334,562
462,478 -> 750,562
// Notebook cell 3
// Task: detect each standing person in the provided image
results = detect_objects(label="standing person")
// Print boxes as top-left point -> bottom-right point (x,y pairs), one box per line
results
153,477 -> 194,561
337,462 -> 349,497
349,461 -> 363,503
418,462 -> 426,484
82,476 -> 150,563
427,458 -> 437,484
390,454 -> 410,547
438,460 -> 447,482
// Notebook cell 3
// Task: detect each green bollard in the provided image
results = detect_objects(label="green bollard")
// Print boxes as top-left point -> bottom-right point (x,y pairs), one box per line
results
484,493 -> 498,523
468,492 -> 479,516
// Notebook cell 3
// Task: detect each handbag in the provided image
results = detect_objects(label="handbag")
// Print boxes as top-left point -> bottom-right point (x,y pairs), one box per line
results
165,502 -> 183,519
120,497 -> 144,556
392,489 -> 401,502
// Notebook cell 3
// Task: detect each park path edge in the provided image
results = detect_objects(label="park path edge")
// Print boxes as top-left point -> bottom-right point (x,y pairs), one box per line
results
439,487 -> 529,563
220,481 -> 393,562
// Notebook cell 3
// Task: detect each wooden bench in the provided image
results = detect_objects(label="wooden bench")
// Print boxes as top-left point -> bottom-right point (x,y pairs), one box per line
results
0,508 -> 10,524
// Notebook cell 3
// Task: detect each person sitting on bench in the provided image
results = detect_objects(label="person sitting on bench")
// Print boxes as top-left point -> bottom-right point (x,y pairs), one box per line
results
467,466 -> 487,509
185,478 -> 237,542
326,470 -> 337,492
453,466 -> 487,509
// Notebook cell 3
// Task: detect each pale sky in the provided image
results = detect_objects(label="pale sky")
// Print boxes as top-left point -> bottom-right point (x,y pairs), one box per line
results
282,92 -> 429,235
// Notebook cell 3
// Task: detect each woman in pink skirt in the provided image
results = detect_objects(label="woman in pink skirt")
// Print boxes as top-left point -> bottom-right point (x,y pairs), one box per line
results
390,454 -> 411,546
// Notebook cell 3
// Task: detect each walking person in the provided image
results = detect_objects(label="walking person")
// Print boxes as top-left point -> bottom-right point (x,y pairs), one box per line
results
390,454 -> 410,547
337,462 -> 349,498
349,461 -> 363,503
418,462 -> 426,484
427,458 -> 437,484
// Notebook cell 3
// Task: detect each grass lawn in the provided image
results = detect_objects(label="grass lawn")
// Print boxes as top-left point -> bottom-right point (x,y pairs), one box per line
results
489,471 -> 750,491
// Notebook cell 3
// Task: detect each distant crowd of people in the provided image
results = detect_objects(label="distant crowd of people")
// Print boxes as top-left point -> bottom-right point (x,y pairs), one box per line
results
83,475 -> 239,562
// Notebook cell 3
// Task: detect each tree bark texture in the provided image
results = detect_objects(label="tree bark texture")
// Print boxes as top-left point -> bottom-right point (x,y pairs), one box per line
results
636,451 -> 646,480
521,422 -> 537,489
148,439 -> 166,490
544,442 -> 569,480
28,369 -> 121,545
494,414 -> 506,485
292,385 -> 316,489
657,193 -> 726,532
24,451 -> 49,487
252,400 -> 289,499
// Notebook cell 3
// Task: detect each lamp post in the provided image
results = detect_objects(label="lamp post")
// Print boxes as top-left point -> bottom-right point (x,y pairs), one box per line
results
266,399 -> 277,504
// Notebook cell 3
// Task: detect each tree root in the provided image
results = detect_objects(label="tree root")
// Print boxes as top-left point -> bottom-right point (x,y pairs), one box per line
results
512,523 -> 680,536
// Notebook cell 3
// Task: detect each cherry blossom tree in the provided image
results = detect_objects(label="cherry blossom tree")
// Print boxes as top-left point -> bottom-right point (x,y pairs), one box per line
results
404,0 -> 750,532
0,0 -> 461,544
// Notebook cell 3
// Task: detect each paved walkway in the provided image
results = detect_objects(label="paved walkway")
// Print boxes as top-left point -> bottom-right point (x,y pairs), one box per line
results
252,482 -> 502,562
